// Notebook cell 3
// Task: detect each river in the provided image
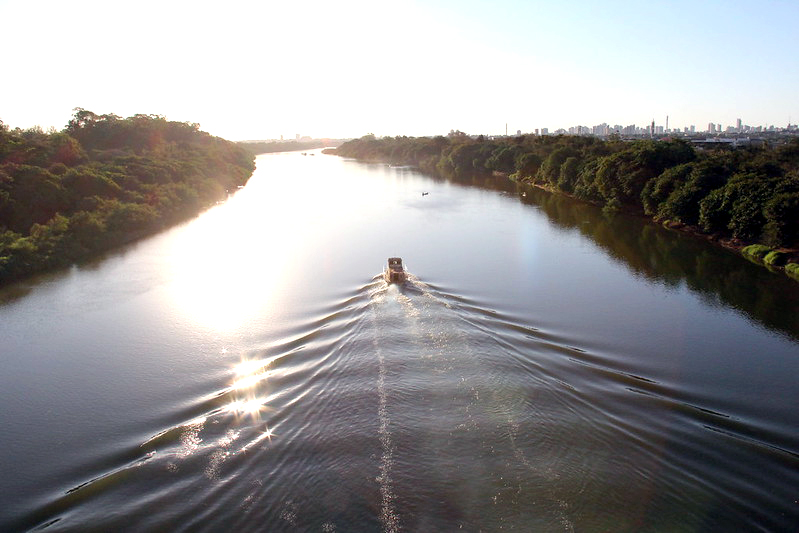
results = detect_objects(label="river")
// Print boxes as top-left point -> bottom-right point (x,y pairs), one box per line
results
1,150 -> 798,532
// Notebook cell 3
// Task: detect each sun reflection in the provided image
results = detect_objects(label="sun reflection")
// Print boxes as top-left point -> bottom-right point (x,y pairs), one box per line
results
225,355 -> 277,422
226,398 -> 267,419
167,182 -> 300,332
232,372 -> 272,391
231,357 -> 272,390
233,358 -> 269,377
240,424 -> 277,453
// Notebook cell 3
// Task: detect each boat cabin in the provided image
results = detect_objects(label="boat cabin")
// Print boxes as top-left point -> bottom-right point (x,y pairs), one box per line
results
385,257 -> 406,283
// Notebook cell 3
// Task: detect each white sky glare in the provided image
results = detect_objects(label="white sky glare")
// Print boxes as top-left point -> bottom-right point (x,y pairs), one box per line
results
1,0 -> 797,140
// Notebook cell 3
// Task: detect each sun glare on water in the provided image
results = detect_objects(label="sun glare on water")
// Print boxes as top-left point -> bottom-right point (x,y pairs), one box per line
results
168,181 -> 297,332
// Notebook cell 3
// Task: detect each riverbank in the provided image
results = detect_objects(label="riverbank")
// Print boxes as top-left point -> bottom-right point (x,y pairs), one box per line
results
330,134 -> 799,283
0,111 -> 255,286
515,178 -> 799,281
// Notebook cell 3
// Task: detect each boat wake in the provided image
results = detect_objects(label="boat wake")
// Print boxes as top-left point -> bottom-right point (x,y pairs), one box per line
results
15,274 -> 798,531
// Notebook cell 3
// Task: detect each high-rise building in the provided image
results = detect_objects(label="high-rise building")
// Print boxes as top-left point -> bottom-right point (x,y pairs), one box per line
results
708,122 -> 715,133
736,118 -> 742,132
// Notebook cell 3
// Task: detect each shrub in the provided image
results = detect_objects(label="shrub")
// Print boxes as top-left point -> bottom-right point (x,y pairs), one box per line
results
763,191 -> 799,247
785,262 -> 799,279
764,250 -> 787,266
741,244 -> 771,260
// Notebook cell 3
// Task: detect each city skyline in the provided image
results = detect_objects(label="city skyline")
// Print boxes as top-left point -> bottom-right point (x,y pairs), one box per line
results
267,116 -> 796,143
1,0 -> 797,141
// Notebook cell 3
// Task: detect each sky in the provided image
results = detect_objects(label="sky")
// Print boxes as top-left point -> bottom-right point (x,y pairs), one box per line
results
1,0 -> 797,140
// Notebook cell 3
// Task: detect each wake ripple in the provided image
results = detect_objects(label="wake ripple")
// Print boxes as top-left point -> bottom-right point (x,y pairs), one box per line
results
16,275 -> 799,532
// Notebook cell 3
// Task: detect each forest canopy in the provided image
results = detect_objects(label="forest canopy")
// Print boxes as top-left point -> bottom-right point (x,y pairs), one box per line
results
0,110 -> 255,284
334,134 -> 799,251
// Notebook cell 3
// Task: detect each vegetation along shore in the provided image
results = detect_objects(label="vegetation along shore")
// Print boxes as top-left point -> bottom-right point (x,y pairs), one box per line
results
0,110 -> 255,285
329,133 -> 799,281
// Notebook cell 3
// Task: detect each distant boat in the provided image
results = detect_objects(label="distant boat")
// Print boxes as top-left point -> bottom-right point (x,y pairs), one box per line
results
384,257 -> 406,283
422,192 -> 429,196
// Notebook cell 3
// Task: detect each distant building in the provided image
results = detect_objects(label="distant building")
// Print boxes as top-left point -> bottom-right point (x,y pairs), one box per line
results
592,122 -> 609,136
541,128 -> 549,135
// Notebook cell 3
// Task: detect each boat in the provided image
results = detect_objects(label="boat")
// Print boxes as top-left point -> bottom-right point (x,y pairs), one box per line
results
384,257 -> 406,283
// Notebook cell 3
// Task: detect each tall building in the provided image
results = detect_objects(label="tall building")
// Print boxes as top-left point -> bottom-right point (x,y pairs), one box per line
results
736,118 -> 742,132
708,122 -> 715,133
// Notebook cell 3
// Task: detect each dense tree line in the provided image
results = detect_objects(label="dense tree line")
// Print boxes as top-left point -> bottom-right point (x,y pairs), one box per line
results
239,139 -> 342,155
0,110 -> 255,284
334,134 -> 799,253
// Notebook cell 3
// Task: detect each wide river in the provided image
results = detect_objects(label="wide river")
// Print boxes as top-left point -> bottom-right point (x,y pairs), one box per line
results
1,150 -> 798,532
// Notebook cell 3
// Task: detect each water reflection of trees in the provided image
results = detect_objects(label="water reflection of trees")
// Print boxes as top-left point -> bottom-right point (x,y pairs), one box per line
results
370,163 -> 799,338
513,183 -> 799,338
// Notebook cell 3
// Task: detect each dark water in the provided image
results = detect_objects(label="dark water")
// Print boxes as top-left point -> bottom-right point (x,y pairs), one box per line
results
1,150 -> 798,532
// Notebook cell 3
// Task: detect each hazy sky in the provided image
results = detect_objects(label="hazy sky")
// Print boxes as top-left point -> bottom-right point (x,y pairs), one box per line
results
2,0 -> 797,140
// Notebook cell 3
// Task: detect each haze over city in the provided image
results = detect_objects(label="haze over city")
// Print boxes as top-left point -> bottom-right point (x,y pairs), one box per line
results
2,0 -> 797,140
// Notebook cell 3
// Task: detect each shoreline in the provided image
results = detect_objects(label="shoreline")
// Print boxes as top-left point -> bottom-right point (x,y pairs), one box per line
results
516,178 -> 799,281
326,147 -> 799,282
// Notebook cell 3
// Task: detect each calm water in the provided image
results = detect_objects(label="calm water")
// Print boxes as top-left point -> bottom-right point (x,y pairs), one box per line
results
1,150 -> 798,532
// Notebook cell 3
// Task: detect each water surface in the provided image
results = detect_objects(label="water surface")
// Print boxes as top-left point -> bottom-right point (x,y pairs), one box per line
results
1,150 -> 798,531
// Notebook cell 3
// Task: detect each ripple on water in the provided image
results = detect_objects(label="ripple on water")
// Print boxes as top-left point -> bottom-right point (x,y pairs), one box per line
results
15,276 -> 799,532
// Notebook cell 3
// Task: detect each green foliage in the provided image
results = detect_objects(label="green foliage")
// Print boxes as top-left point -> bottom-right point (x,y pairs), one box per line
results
513,152 -> 543,180
655,155 -> 735,225
486,144 -> 525,174
785,262 -> 799,279
335,132 -> 799,249
642,163 -> 693,216
698,187 -> 728,233
763,187 -> 799,247
741,244 -> 772,260
0,110 -> 255,284
763,250 -> 787,266
537,146 -> 577,187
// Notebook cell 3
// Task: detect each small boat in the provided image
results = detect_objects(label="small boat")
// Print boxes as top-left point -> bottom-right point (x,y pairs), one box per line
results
384,257 -> 407,283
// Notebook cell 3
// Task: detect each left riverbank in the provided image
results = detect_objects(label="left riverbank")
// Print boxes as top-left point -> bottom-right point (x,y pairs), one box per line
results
0,110 -> 255,286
